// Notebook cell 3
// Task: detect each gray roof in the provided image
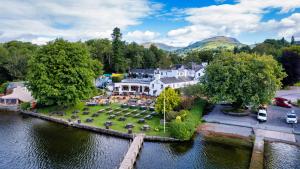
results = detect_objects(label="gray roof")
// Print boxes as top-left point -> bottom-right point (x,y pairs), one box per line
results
295,41 -> 300,45
130,69 -> 155,74
160,77 -> 194,84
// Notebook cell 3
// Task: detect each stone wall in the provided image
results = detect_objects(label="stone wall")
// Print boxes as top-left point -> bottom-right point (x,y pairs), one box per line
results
20,110 -> 181,142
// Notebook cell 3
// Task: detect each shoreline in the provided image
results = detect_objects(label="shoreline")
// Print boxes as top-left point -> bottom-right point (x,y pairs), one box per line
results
20,110 -> 182,142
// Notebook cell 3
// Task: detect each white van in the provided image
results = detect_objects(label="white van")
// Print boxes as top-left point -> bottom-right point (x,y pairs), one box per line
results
257,109 -> 267,122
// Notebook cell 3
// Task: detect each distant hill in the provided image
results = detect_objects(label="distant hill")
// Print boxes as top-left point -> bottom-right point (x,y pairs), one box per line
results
142,42 -> 181,52
175,36 -> 244,54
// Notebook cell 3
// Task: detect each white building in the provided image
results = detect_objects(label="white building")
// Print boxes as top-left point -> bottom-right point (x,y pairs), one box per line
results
113,63 -> 207,96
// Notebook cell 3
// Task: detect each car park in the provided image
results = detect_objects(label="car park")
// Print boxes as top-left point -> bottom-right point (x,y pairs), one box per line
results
257,109 -> 267,122
286,113 -> 298,124
274,97 -> 292,108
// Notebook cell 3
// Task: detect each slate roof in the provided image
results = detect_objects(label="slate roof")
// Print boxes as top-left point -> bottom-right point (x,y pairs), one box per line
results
160,77 -> 194,84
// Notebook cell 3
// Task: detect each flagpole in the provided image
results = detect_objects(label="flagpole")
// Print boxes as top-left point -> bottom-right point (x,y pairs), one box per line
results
164,89 -> 166,133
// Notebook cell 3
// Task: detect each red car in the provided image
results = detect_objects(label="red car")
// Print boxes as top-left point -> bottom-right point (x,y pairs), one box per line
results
273,97 -> 292,108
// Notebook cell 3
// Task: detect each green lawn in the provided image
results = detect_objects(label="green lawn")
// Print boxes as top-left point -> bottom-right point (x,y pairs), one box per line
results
38,103 -> 170,137
37,99 -> 206,138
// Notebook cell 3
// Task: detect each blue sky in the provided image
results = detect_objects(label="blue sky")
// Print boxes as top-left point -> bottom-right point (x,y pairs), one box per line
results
0,0 -> 300,46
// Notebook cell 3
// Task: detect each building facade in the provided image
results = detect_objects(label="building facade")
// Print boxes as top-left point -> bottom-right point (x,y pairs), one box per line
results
113,63 -> 207,96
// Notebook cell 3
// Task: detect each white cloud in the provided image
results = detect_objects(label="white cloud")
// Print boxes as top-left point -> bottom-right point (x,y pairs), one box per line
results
165,0 -> 300,46
125,30 -> 160,43
263,13 -> 300,38
0,0 -> 157,44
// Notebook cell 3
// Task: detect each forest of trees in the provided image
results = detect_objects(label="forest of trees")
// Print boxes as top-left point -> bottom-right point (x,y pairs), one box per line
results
0,27 -> 299,87
0,27 -> 183,84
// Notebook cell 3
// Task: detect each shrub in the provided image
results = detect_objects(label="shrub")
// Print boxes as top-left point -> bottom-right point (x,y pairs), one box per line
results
166,111 -> 179,121
297,99 -> 300,106
295,82 -> 300,87
112,75 -> 124,82
0,82 -> 9,94
169,121 -> 195,140
20,102 -> 31,110
180,97 -> 194,110
178,110 -> 189,121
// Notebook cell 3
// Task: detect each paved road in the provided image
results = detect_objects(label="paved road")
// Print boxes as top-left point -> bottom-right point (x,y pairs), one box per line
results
203,104 -> 300,141
276,86 -> 300,102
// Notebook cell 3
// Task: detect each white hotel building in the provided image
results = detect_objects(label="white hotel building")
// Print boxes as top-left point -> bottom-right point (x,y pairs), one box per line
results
113,63 -> 207,96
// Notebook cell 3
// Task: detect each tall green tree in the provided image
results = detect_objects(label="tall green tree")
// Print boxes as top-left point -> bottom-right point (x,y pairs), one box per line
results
203,52 -> 286,108
111,27 -> 127,72
291,36 -> 295,45
279,46 -> 300,85
155,88 -> 181,114
86,39 -> 113,72
27,39 -> 99,106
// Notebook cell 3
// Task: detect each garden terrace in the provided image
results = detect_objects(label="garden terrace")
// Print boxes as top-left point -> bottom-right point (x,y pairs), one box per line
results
38,103 -> 170,137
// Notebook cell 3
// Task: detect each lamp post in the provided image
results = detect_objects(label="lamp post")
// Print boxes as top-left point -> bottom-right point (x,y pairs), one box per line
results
164,89 -> 166,133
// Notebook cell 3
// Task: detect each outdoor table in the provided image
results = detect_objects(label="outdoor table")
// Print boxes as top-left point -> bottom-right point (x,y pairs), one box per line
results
82,111 -> 90,115
118,117 -> 126,121
71,115 -> 79,119
92,113 -> 99,117
141,125 -> 150,131
138,118 -> 145,123
72,110 -> 80,114
85,118 -> 94,123
133,113 -> 141,118
121,104 -> 128,108
125,123 -> 134,129
145,115 -> 152,120
114,112 -> 121,116
150,112 -> 158,116
104,121 -> 113,126
83,107 -> 89,111
140,110 -> 147,114
149,107 -> 155,111
124,113 -> 131,117
108,115 -> 116,119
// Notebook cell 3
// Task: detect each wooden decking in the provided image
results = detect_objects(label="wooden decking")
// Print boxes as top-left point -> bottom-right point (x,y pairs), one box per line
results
119,134 -> 145,169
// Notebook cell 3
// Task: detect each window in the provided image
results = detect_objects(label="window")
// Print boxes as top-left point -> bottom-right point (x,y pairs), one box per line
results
161,85 -> 163,89
152,84 -> 154,88
161,72 -> 163,75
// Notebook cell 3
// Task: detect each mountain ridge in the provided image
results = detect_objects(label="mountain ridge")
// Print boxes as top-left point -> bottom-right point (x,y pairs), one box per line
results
142,36 -> 245,54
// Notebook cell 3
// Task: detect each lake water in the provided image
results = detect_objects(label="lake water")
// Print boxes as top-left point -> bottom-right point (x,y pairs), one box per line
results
265,142 -> 300,169
0,111 -> 252,169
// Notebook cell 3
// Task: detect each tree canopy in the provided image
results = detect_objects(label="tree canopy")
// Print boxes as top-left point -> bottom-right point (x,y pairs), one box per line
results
155,88 -> 181,114
203,52 -> 286,108
279,46 -> 300,85
27,39 -> 100,106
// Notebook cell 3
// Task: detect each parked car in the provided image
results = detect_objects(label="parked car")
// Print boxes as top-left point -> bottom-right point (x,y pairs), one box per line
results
257,109 -> 267,122
286,113 -> 298,124
274,97 -> 292,108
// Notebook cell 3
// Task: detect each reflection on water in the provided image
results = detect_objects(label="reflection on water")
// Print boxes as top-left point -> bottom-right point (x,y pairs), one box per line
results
0,111 -> 252,169
0,111 -> 129,169
265,142 -> 300,169
136,135 -> 252,169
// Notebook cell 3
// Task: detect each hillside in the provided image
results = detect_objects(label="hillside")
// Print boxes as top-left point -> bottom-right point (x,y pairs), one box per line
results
175,36 -> 244,54
142,42 -> 181,52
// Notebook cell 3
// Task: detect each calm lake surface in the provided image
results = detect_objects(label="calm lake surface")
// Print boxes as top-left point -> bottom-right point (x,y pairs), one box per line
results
265,142 -> 300,169
0,111 -> 252,169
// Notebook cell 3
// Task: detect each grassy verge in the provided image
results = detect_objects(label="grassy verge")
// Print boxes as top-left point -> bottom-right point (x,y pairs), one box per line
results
37,99 -> 206,138
38,103 -> 169,137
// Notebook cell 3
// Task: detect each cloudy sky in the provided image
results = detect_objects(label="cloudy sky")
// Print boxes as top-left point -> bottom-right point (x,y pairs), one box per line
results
0,0 -> 300,46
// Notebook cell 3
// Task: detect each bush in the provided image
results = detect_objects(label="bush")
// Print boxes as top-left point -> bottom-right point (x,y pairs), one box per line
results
0,82 -> 9,94
166,111 -> 179,121
178,110 -> 189,121
169,121 -> 195,140
20,102 -> 31,110
179,97 -> 194,110
112,75 -> 124,83
294,82 -> 300,87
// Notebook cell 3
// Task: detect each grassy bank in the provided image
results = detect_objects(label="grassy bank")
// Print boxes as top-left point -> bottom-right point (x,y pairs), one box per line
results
37,99 -> 206,138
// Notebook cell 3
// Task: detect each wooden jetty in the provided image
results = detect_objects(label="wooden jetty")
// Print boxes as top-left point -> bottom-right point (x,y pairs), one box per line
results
119,134 -> 145,169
